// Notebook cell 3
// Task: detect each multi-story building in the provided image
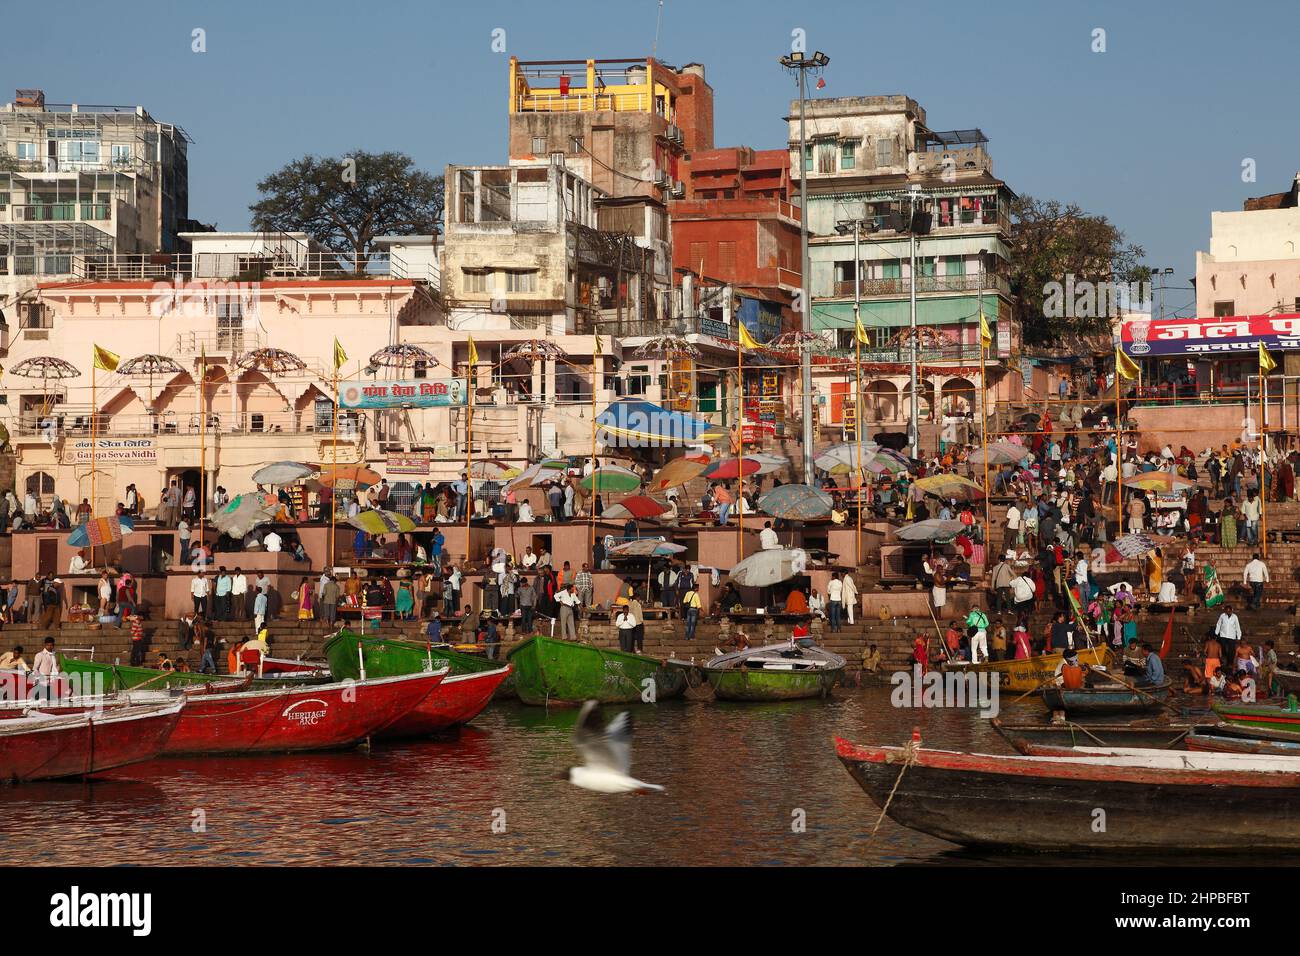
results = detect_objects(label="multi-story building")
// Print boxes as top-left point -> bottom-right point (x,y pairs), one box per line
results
507,57 -> 714,314
0,89 -> 191,309
788,95 -> 1019,445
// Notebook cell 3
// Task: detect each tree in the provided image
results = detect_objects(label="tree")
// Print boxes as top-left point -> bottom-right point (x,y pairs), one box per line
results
249,150 -> 444,274
0,150 -> 20,173
1007,195 -> 1147,346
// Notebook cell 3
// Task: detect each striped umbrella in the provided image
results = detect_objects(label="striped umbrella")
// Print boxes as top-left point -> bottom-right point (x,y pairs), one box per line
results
581,466 -> 642,493
602,496 -> 670,520
609,539 -> 688,558
748,452 -> 790,475
912,473 -> 987,502
348,509 -> 417,535
506,459 -> 569,492
968,441 -> 1033,468
210,493 -> 280,538
703,457 -> 760,480
895,519 -> 966,543
67,514 -> 135,548
317,465 -> 383,488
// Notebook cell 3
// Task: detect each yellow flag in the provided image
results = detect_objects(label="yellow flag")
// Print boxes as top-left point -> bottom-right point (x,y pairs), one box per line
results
738,323 -> 760,350
333,337 -> 347,370
93,345 -> 120,373
593,334 -> 602,356
1116,347 -> 1140,381
467,335 -> 479,367
854,313 -> 870,346
1260,342 -> 1277,375
979,312 -> 993,351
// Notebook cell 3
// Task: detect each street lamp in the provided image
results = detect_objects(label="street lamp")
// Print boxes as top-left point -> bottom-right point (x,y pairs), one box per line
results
780,48 -> 829,482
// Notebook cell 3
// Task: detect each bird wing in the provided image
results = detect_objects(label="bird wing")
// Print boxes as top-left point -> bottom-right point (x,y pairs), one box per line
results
572,700 -> 633,775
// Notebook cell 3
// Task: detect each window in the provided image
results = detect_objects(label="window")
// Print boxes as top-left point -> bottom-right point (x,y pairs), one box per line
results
840,140 -> 858,170
816,141 -> 836,174
717,241 -> 737,274
626,364 -> 652,395
803,145 -> 812,172
15,142 -> 36,161
505,270 -> 536,293
882,259 -> 902,280
945,256 -> 965,276
1213,301 -> 1236,317
689,241 -> 707,270
0,193 -> 8,206
111,144 -> 131,165
531,136 -> 546,155
413,360 -> 428,380
216,298 -> 244,352
876,137 -> 894,167
569,135 -> 583,154
463,269 -> 489,294
917,257 -> 936,278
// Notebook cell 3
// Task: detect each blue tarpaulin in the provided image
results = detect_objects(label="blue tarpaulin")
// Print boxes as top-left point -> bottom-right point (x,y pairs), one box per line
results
596,399 -> 727,448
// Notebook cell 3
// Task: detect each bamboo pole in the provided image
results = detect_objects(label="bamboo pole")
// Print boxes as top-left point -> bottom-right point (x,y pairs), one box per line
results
589,340 -> 599,558
329,365 -> 339,566
979,329 -> 991,554
1114,365 -> 1123,533
855,323 -> 862,569
463,357 -> 475,563
736,335 -> 744,562
198,349 -> 206,562
89,362 -> 97,568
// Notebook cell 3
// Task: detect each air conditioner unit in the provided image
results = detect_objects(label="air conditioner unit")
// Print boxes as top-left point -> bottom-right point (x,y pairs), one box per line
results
654,168 -> 671,187
669,182 -> 685,199
668,124 -> 683,144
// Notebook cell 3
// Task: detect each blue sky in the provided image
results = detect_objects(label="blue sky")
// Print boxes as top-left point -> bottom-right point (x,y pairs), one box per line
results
10,0 -> 1298,316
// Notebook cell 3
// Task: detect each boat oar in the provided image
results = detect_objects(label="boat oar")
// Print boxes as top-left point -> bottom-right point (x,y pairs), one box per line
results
1098,669 -> 1174,711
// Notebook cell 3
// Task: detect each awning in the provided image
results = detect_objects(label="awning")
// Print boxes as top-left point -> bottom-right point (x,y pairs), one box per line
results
596,399 -> 727,448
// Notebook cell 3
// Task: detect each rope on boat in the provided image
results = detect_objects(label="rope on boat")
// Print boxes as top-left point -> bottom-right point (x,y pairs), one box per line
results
867,738 -> 919,842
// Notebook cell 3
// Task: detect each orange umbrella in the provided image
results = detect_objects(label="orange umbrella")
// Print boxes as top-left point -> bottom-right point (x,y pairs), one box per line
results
647,458 -> 708,492
317,465 -> 382,488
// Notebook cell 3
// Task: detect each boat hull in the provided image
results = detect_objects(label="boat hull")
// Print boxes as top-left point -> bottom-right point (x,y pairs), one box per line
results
836,737 -> 1300,852
324,630 -> 515,701
0,702 -> 184,783
705,665 -> 841,702
153,671 -> 447,756
59,656 -> 321,692
1212,700 -> 1300,732
1185,730 -> 1300,756
373,666 -> 513,738
1040,684 -> 1169,716
942,646 -> 1112,691
507,636 -> 688,706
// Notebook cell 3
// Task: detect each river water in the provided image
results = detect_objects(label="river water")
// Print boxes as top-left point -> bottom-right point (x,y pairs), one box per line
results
0,686 -> 1266,867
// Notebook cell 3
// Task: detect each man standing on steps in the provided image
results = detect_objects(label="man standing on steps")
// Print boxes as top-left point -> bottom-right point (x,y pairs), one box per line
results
1003,500 -> 1021,554
826,572 -> 844,633
556,584 -> 580,641
1243,553 -> 1270,611
1214,603 -> 1242,666
841,571 -> 858,626
1241,493 -> 1262,546
231,568 -> 248,621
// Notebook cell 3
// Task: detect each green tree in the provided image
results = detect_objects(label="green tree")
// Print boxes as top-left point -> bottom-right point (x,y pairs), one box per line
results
1007,195 -> 1147,346
249,150 -> 444,274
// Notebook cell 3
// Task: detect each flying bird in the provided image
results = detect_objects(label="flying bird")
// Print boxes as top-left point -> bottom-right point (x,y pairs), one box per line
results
568,700 -> 664,794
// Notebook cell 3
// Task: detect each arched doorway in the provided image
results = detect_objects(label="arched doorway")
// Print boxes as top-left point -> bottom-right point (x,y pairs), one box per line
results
941,377 -> 977,416
902,380 -> 936,421
864,380 -> 899,422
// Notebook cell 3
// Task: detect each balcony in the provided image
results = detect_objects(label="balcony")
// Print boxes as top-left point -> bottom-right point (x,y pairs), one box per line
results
5,202 -> 112,223
830,273 -> 1010,298
15,409 -> 363,441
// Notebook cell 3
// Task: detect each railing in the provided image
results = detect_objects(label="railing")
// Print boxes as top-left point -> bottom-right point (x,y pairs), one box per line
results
174,330 -> 265,356
515,93 -> 652,114
830,273 -> 1011,298
14,410 -> 365,440
69,246 -> 432,283
6,202 -> 112,222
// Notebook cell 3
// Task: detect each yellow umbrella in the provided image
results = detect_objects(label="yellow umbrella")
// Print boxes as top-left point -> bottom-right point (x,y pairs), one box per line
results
913,473 -> 987,502
1128,471 -> 1196,493
646,458 -> 708,492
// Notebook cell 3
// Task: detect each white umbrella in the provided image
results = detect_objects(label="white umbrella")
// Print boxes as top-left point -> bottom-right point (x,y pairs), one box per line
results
728,548 -> 810,588
252,461 -> 315,486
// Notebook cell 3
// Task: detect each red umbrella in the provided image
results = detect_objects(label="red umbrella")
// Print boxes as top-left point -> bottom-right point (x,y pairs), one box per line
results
602,495 -> 670,520
704,457 -> 760,480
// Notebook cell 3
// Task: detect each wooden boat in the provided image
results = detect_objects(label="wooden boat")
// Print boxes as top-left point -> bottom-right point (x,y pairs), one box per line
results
991,718 -> 1193,753
1273,668 -> 1300,695
0,699 -> 184,783
133,670 -> 449,756
58,656 -> 316,693
703,641 -> 844,702
372,666 -> 513,738
324,629 -> 516,701
1185,728 -> 1300,756
507,635 -> 692,706
1212,698 -> 1300,732
836,733 -> 1300,852
1040,681 -> 1171,716
1194,720 -> 1300,745
941,645 -> 1112,691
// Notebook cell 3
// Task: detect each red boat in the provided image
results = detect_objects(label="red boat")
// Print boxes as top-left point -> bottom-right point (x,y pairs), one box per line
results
0,700 -> 185,783
373,665 -> 513,739
150,669 -> 448,756
243,653 -> 332,682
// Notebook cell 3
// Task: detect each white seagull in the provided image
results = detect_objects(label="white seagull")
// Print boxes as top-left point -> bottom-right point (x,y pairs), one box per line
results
568,700 -> 664,794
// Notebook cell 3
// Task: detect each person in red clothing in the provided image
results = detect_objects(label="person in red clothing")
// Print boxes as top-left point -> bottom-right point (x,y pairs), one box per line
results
128,613 -> 146,666
912,636 -> 930,674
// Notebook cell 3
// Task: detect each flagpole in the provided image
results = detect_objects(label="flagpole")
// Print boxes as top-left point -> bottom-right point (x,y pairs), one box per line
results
330,364 -> 339,565
1260,368 -> 1268,558
979,322 -> 991,554
589,338 -> 599,558
90,360 -> 97,569
198,348 -> 206,562
1114,355 -> 1123,534
854,314 -> 863,570
463,352 -> 474,564
736,332 -> 744,562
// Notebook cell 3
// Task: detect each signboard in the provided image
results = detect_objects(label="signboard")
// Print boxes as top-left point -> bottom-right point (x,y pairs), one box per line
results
62,437 -> 156,465
385,453 -> 430,476
699,317 -> 731,340
996,323 -> 1011,358
339,378 -> 467,409
1121,313 -> 1300,358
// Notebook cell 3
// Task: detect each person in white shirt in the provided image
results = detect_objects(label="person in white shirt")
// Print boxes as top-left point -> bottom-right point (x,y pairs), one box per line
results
521,547 -> 538,568
1243,553 -> 1270,610
1003,504 -> 1021,551
517,500 -> 535,523
1240,494 -> 1262,545
555,585 -> 580,641
191,574 -> 210,616
32,638 -> 59,678
1215,606 -> 1242,645
759,521 -> 780,551
826,573 -> 845,632
231,569 -> 249,621
68,550 -> 89,574
263,531 -> 283,553
841,572 -> 858,625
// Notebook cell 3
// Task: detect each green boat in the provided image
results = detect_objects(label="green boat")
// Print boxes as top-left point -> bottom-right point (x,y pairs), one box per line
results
1212,697 -> 1300,733
506,635 -> 692,706
58,656 -> 241,693
703,642 -> 844,702
323,629 -> 516,699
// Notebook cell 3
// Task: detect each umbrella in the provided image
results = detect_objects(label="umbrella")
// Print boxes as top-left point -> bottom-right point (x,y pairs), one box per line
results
67,515 -> 134,549
318,464 -> 383,488
236,347 -> 307,374
913,474 -> 987,502
728,548 -> 810,588
608,539 -> 687,558
602,496 -> 670,520
815,442 -> 874,473
369,343 -> 438,370
210,493 -> 280,538
581,466 -> 642,493
348,509 -> 417,535
506,459 -> 569,492
646,457 -> 708,492
703,457 -> 760,480
748,453 -> 790,475
252,461 -> 316,486
895,519 -> 966,543
968,441 -> 1033,468
469,459 -> 521,480
1106,533 -> 1176,562
758,484 -> 834,521
1127,471 -> 1196,493
118,354 -> 185,377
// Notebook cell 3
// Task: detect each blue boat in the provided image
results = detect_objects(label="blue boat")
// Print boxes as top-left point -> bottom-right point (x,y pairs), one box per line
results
1041,681 -> 1171,716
